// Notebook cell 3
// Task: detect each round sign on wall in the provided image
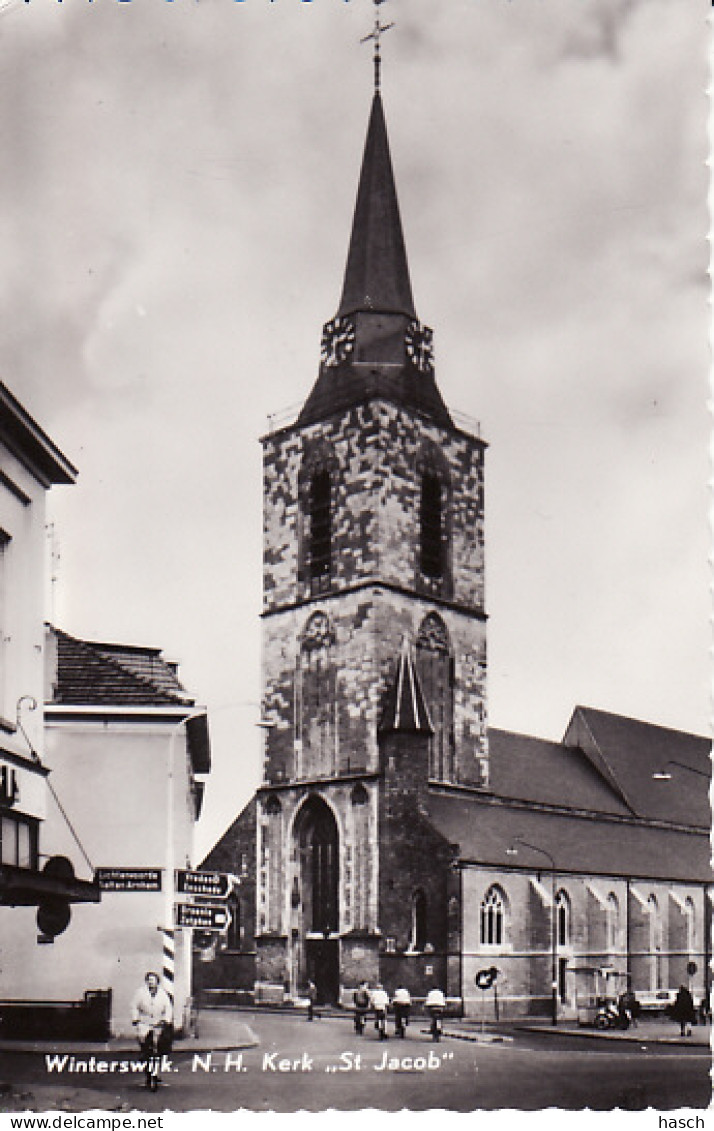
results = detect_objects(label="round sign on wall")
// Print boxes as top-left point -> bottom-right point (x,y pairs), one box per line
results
475,967 -> 497,990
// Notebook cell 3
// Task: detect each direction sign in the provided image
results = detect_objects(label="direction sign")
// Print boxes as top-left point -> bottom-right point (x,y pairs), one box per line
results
176,869 -> 234,899
175,902 -> 232,931
95,868 -> 162,892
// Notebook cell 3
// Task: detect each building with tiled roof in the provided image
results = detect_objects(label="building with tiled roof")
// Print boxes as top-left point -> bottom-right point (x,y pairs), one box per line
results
2,623 -> 211,1036
196,62 -> 711,1020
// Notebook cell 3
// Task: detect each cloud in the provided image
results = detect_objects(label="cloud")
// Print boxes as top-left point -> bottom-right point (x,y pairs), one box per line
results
1,0 -> 707,853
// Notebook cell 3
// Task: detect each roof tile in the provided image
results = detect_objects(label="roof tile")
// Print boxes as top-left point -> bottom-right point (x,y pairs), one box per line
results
49,627 -> 192,708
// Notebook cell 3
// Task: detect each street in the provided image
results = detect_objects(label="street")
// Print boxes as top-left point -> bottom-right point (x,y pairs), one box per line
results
2,1011 -> 711,1114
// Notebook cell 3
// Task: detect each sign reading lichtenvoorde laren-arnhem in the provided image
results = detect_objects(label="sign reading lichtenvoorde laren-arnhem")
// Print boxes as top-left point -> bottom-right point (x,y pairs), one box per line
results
94,868 -> 162,892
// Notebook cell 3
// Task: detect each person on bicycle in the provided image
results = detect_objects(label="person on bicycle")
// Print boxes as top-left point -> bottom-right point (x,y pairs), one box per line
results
131,971 -> 173,1091
370,983 -> 390,1039
353,981 -> 370,1034
393,985 -> 411,1037
425,986 -> 446,1041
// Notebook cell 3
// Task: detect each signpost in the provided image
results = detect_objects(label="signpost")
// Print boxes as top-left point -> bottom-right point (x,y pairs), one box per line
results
175,902 -> 232,931
475,967 -> 499,1030
175,869 -> 234,899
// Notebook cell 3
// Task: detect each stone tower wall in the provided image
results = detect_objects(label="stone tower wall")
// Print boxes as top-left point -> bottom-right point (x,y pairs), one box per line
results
261,398 -> 488,788
262,399 -> 486,614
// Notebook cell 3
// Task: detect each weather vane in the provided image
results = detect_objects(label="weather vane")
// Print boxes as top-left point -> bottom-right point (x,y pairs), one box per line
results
360,0 -> 395,94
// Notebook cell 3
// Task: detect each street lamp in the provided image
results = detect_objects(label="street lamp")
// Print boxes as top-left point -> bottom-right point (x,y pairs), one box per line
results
506,838 -> 558,1026
652,760 -> 710,781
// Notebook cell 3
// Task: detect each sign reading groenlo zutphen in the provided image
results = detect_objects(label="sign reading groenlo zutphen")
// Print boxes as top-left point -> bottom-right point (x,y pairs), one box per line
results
175,902 -> 232,931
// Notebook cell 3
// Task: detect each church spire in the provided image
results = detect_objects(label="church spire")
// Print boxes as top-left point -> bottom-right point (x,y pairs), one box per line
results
379,640 -> 433,735
338,0 -> 408,317
297,13 -> 453,431
336,91 -> 416,321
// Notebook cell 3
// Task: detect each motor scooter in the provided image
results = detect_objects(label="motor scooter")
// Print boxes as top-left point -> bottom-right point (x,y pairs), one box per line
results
594,999 -> 630,1030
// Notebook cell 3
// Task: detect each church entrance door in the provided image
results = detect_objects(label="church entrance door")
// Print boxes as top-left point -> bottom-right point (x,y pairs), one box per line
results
305,937 -> 340,1004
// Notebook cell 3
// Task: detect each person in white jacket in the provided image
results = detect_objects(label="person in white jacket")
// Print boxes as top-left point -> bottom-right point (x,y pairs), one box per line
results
425,987 -> 445,1010
425,987 -> 446,1042
370,984 -> 390,1039
392,985 -> 411,1037
131,971 -> 173,1090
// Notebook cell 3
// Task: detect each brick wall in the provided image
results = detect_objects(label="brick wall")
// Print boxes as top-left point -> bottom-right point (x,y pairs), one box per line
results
340,934 -> 381,994
461,868 -> 708,1018
376,731 -> 454,995
194,799 -> 257,993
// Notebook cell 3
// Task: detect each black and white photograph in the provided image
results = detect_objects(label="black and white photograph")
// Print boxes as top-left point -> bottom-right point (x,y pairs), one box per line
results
0,0 -> 710,1123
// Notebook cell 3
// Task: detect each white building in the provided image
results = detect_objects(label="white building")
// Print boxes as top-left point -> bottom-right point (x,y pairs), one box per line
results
0,380 -> 211,1038
39,627 -> 210,1035
0,382 -> 100,1015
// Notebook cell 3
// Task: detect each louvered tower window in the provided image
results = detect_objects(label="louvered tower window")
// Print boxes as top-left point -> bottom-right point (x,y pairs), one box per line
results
309,470 -> 332,587
420,471 -> 443,578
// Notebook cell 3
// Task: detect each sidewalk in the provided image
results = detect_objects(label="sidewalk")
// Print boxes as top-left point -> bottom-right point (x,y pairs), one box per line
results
0,1013 -> 260,1114
0,1010 -> 259,1057
509,1017 -> 712,1047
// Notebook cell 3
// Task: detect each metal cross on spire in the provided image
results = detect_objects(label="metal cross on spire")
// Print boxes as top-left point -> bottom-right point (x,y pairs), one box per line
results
360,0 -> 395,94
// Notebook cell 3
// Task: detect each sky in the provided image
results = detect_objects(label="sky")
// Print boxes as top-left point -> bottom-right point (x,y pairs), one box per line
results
1,0 -> 709,863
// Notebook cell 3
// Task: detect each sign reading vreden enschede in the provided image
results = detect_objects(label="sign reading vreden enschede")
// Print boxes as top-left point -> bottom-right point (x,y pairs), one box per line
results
175,869 -> 234,898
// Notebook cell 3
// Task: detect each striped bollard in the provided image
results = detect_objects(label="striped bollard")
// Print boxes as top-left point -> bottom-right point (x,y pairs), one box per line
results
162,928 -> 175,1008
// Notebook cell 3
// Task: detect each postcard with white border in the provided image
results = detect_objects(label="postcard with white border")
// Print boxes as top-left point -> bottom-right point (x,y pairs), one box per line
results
0,0 -> 710,1125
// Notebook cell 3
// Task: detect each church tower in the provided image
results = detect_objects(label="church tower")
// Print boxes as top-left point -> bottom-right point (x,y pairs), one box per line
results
255,46 -> 488,1003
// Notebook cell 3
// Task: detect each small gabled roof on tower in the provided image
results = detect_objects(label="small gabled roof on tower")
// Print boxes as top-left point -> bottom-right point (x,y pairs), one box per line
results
379,640 -> 433,735
337,92 -> 416,320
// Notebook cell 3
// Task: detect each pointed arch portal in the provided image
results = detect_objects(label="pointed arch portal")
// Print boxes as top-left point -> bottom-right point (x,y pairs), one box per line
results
294,795 -> 340,1004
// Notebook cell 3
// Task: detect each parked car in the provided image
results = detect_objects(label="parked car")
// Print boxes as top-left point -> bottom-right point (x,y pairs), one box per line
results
635,989 -> 677,1013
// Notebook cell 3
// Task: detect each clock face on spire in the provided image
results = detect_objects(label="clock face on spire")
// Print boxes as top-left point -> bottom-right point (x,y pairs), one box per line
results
321,317 -> 356,367
405,319 -> 434,374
